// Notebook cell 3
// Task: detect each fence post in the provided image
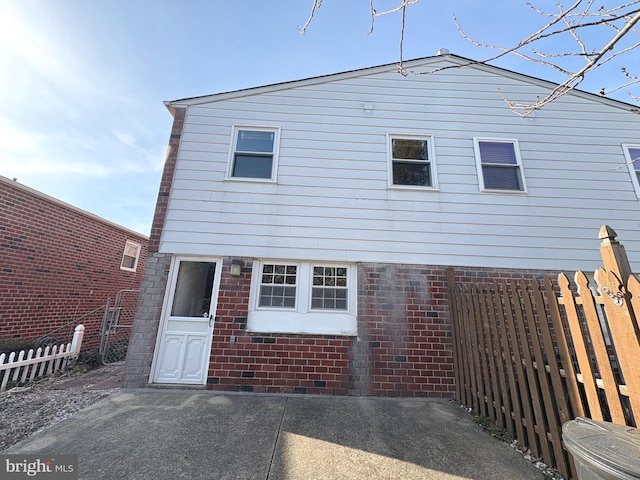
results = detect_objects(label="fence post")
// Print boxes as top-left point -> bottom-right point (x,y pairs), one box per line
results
599,225 -> 633,285
71,324 -> 85,357
597,226 -> 640,424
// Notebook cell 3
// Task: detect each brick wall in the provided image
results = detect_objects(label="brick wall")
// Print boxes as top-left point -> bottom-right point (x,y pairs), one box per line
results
356,264 -> 454,397
207,261 -> 454,397
123,252 -> 560,397
148,107 -> 185,253
206,258 -> 355,395
205,260 -> 561,398
0,177 -> 148,349
123,252 -> 172,388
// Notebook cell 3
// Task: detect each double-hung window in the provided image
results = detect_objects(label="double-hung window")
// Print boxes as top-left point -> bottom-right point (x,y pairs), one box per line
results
248,261 -> 357,335
473,138 -> 527,192
623,144 -> 640,198
120,241 -> 141,272
228,126 -> 280,180
387,134 -> 438,189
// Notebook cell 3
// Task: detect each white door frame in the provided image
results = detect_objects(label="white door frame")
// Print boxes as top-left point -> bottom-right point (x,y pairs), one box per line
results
149,255 -> 222,385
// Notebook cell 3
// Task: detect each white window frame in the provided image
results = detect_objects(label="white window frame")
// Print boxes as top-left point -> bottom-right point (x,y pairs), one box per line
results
255,262 -> 299,309
386,133 -> 439,190
473,137 -> 528,193
226,125 -> 281,182
623,144 -> 640,199
120,241 -> 141,272
247,260 -> 357,336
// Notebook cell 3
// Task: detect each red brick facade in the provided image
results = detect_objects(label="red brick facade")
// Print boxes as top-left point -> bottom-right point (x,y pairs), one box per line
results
203,258 -> 558,398
148,107 -> 185,253
0,176 -> 148,349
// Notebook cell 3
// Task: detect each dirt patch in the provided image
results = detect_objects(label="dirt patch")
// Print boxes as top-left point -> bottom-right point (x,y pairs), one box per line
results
0,365 -> 121,451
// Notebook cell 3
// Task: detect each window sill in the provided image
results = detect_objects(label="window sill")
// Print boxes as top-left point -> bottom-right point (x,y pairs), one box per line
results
479,189 -> 528,195
247,311 -> 357,336
387,185 -> 440,192
224,177 -> 277,184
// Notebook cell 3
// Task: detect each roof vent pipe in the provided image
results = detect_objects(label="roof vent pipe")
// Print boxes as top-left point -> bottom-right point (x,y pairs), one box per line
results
437,48 -> 450,55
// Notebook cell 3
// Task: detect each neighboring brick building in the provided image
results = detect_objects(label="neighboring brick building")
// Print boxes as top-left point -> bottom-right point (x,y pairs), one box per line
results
0,175 -> 148,350
123,53 -> 640,397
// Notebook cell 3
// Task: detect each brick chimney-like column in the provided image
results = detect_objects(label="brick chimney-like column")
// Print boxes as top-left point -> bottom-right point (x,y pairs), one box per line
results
148,106 -> 186,253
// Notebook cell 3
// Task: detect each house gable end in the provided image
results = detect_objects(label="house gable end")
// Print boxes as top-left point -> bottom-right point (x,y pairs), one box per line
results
166,53 -> 638,114
157,54 -> 640,273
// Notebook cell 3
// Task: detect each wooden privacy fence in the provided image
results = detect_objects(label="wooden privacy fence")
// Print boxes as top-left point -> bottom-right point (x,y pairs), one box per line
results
447,226 -> 640,480
0,324 -> 84,391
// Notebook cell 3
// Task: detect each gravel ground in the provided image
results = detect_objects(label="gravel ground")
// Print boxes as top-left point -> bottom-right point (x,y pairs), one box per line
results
0,365 -> 120,451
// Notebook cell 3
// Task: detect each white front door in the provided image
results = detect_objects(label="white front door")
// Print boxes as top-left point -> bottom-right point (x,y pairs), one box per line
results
152,258 -> 221,384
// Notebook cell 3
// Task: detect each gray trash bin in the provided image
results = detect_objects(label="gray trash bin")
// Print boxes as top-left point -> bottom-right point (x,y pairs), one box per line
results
563,417 -> 640,480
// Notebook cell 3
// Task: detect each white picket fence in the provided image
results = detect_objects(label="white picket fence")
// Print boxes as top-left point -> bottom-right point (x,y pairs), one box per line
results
0,325 -> 85,392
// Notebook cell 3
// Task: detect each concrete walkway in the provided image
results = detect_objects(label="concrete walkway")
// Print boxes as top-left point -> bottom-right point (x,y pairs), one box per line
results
6,389 -> 544,480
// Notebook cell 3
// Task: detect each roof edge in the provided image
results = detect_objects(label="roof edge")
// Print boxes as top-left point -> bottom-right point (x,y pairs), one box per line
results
0,175 -> 149,240
166,53 -> 639,113
167,54 -> 457,106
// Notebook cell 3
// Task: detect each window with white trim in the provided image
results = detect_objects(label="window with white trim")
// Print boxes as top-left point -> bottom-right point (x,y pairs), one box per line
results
227,126 -> 280,180
120,241 -> 141,272
248,261 -> 357,335
387,134 -> 438,189
311,266 -> 348,310
623,144 -> 640,198
473,138 -> 527,192
258,263 -> 297,308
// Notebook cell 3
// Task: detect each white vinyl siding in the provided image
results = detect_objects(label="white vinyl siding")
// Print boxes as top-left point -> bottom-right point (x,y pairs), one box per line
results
623,144 -> 640,199
160,57 -> 640,272
247,261 -> 357,335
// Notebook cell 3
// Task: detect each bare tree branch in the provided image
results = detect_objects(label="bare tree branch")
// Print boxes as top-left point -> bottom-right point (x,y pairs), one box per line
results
298,0 -> 322,35
398,2 -> 408,75
368,0 -> 375,35
369,0 -> 419,63
369,0 -> 420,17
505,7 -> 640,115
450,5 -> 639,70
300,1 -> 640,114
424,1 -> 640,114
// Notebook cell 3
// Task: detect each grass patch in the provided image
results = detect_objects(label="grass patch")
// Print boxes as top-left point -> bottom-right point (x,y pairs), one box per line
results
473,415 -> 512,442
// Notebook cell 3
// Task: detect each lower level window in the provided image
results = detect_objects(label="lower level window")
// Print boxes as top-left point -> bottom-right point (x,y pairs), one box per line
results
312,266 -> 348,310
258,263 -> 297,308
247,260 -> 357,335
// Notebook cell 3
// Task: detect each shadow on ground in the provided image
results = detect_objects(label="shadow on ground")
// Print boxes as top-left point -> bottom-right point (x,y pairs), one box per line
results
7,390 -> 544,480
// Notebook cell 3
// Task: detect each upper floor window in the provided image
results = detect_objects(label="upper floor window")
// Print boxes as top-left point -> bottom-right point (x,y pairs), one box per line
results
387,134 -> 438,189
623,144 -> 640,198
473,138 -> 527,192
227,126 -> 280,181
120,241 -> 141,272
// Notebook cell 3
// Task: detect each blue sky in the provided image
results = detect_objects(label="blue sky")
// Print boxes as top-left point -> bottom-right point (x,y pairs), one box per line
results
1,1 -> 637,235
